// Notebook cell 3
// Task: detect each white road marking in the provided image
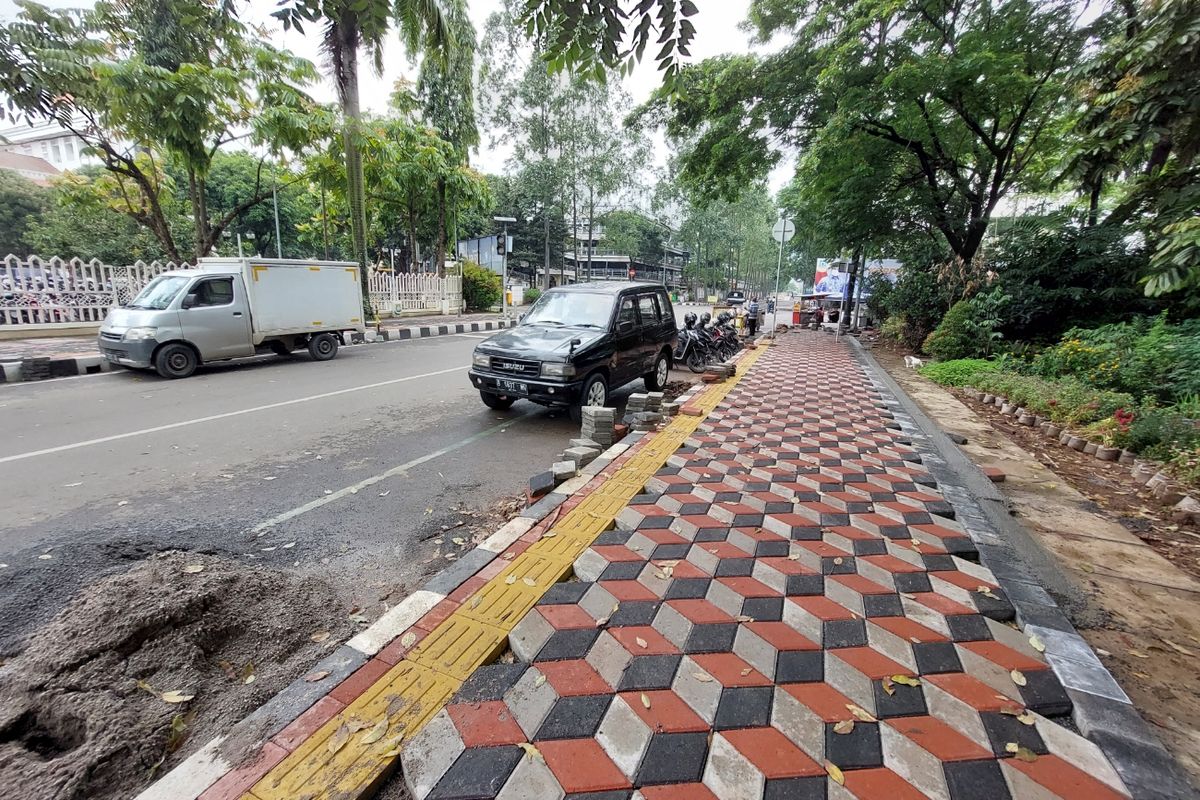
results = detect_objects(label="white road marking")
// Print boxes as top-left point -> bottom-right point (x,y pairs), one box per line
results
0,369 -> 122,388
249,409 -> 536,534
0,365 -> 469,465
451,333 -> 491,339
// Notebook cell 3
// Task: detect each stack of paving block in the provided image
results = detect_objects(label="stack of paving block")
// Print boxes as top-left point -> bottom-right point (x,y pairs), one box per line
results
580,406 -> 617,447
661,401 -> 680,418
627,411 -> 663,432
560,440 -> 601,467
625,393 -> 650,414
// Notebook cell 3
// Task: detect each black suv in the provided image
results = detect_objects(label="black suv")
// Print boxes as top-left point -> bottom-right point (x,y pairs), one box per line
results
726,290 -> 746,305
469,282 -> 677,416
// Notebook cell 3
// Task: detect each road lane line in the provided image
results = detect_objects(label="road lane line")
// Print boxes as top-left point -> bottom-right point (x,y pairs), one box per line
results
248,409 -> 538,535
0,365 -> 469,465
451,333 -> 490,339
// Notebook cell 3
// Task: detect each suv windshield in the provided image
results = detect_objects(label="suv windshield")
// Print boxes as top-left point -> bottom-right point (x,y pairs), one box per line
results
523,291 -> 612,329
128,275 -> 191,310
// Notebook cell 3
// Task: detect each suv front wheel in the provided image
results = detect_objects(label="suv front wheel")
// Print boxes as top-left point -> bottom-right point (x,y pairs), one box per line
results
644,351 -> 670,391
570,372 -> 609,421
480,391 -> 515,410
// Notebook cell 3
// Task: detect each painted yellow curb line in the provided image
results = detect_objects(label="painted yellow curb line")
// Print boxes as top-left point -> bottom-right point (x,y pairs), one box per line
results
245,346 -> 768,800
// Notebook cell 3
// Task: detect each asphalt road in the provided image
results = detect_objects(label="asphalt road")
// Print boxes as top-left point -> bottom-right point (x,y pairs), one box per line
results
0,332 -> 663,654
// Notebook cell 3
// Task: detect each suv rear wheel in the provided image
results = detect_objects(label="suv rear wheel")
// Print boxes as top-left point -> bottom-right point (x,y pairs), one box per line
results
644,351 -> 670,391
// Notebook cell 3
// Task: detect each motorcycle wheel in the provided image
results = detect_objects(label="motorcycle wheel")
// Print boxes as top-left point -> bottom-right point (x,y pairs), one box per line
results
686,349 -> 706,373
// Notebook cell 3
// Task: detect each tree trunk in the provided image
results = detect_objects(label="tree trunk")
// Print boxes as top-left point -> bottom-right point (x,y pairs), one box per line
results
336,17 -> 373,319
587,185 -> 594,281
435,177 -> 447,278
187,167 -> 210,261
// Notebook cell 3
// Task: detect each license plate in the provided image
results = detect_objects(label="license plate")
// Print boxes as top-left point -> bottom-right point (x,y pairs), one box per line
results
498,379 -> 527,394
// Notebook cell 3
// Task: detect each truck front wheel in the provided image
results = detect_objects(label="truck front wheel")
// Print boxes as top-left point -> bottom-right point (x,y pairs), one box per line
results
308,333 -> 339,361
154,343 -> 198,379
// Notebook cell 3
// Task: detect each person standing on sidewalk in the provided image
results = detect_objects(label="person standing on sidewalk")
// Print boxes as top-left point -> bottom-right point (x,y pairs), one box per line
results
747,297 -> 760,336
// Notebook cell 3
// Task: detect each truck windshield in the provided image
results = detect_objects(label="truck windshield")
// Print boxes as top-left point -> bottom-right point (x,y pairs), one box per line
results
128,275 -> 190,310
523,292 -> 612,329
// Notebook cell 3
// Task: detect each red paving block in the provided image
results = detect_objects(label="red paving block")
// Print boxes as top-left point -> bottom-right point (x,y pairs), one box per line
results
958,640 -> 1047,672
446,574 -> 488,603
537,659 -> 612,696
610,625 -> 679,655
329,657 -> 391,705
446,700 -> 526,747
198,742 -> 288,800
620,689 -> 709,732
885,715 -> 992,761
691,653 -> 772,687
376,626 -> 429,665
414,597 -> 461,632
721,726 -> 823,778
540,738 -> 632,793
1006,753 -> 1130,799
538,604 -> 598,630
982,465 -> 1006,482
840,767 -> 930,799
272,695 -> 344,751
640,784 -> 720,800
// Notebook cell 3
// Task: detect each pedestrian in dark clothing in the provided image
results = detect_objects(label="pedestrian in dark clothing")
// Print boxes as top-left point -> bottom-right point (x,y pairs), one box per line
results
747,297 -> 760,336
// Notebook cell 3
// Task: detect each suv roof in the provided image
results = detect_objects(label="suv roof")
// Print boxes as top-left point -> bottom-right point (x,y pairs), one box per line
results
549,281 -> 666,295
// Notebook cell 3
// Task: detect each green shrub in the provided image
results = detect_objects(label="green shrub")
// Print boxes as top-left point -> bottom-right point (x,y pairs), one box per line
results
1124,408 -> 1200,460
880,315 -> 906,343
462,260 -> 501,311
884,268 -> 946,350
969,372 -> 1134,426
524,287 -> 541,305
918,359 -> 1000,387
923,301 -> 976,360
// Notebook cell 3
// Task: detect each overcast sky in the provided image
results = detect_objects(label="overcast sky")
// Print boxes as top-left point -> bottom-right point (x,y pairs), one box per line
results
0,0 -> 790,192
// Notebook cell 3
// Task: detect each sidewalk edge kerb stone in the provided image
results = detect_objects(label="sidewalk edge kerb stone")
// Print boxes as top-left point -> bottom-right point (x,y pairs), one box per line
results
851,338 -> 1196,800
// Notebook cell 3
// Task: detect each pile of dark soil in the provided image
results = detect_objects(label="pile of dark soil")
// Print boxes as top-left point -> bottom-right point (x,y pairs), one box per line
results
0,551 -> 353,800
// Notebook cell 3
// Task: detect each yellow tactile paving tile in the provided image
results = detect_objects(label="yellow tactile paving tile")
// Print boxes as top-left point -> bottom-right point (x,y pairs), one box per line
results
251,660 -> 457,800
409,615 -> 509,680
250,346 -> 768,800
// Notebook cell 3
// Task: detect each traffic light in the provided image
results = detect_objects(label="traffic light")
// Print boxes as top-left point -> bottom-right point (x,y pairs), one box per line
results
496,234 -> 506,255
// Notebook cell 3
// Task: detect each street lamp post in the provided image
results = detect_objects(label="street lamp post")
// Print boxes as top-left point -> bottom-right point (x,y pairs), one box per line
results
494,216 -> 516,319
771,216 -> 795,331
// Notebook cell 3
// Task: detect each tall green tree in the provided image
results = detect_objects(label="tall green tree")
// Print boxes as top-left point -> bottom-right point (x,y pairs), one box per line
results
642,0 -> 1090,270
274,0 -> 450,310
418,0 -> 478,275
0,169 -> 48,256
0,0 -> 323,261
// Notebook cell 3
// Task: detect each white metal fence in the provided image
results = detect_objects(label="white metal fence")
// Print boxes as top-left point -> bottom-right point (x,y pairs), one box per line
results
368,270 -> 462,317
1,255 -> 193,328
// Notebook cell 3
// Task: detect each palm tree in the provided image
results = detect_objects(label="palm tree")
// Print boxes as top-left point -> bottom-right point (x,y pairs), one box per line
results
276,0 -> 449,312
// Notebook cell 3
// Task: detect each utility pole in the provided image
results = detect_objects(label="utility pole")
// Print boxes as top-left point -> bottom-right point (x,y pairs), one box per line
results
495,216 -> 516,319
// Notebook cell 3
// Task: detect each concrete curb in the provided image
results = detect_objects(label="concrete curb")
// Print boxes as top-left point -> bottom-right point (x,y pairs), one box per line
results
132,378 -> 722,800
852,339 -> 1196,800
0,319 -> 515,384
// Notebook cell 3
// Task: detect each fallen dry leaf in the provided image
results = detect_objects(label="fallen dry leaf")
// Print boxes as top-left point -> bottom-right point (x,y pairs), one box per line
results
304,671 -> 331,683
327,724 -> 351,754
641,693 -> 652,709
522,577 -> 536,587
1029,635 -> 1046,653
505,576 -> 517,585
310,630 -> 331,643
1128,649 -> 1151,660
635,637 -> 648,649
693,672 -> 714,683
1160,639 -> 1196,657
360,718 -> 389,745
825,761 -> 845,785
517,742 -> 543,762
160,690 -> 195,704
182,564 -> 204,574
882,678 -> 896,696
1010,669 -> 1027,686
833,720 -> 855,735
534,674 -> 547,688
400,632 -> 418,648
1017,712 -> 1036,726
977,585 -> 1000,600
740,668 -> 752,676
846,704 -> 877,723
890,674 -> 921,687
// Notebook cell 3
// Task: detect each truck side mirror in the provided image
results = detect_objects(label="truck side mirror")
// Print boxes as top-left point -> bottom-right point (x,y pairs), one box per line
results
181,293 -> 198,309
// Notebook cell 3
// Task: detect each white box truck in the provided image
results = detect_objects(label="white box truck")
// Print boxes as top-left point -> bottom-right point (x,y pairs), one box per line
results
98,258 -> 368,378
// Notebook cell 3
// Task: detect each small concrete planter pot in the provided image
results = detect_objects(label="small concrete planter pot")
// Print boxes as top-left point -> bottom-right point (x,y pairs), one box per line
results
994,396 -> 1007,407
1067,436 -> 1087,451
1046,424 -> 1063,439
1095,446 -> 1121,462
1018,413 -> 1036,426
1153,480 -> 1185,506
1059,431 -> 1073,445
1083,441 -> 1100,455
1000,403 -> 1016,415
1118,449 -> 1136,465
981,393 -> 994,404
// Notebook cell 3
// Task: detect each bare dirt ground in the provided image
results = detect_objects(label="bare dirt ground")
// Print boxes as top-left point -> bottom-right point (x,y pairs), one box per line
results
874,347 -> 1200,788
0,552 -> 356,800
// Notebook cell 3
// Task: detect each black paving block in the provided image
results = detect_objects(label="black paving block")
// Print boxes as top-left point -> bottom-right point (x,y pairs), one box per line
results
892,573 -> 933,594
608,601 -> 660,627
535,694 -> 612,740
694,528 -> 730,542
943,759 -> 1012,800
651,543 -> 691,560
775,650 -> 823,684
742,597 -> 784,621
755,540 -> 792,557
763,776 -> 826,799
428,745 -> 523,800
922,554 -> 957,571
714,558 -> 755,578
912,642 -> 963,675
536,628 -> 601,661
823,619 -> 867,649
970,589 -> 1016,622
538,582 -> 591,606
863,594 -> 905,617
1017,669 -> 1072,718
824,720 -> 883,768
979,711 -> 1047,757
713,686 -> 774,730
595,531 -> 634,545
946,615 -> 993,642
454,663 -> 529,703
872,681 -> 927,719
684,623 -> 738,654
851,539 -> 889,556
529,471 -> 556,500
634,732 -> 710,785
599,561 -> 645,581
821,556 -> 857,575
665,578 -> 712,600
617,654 -> 682,691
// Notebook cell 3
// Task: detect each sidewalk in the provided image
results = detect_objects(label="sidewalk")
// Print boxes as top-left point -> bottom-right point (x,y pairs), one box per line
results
0,311 -> 505,383
141,331 -> 1184,800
